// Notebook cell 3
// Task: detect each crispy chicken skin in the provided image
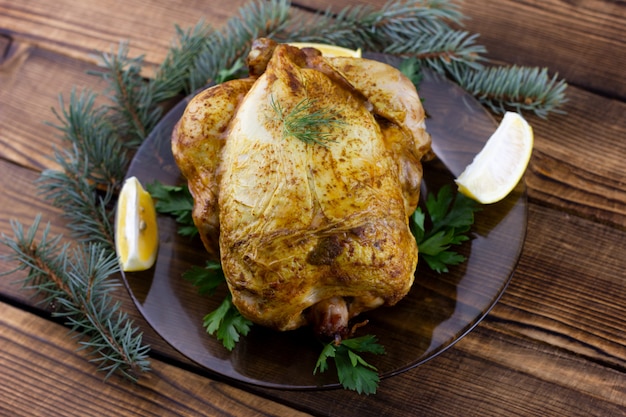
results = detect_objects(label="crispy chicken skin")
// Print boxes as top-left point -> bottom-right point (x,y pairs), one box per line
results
172,39 -> 431,340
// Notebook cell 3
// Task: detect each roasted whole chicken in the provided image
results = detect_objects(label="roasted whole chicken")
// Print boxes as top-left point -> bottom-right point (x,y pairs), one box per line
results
172,38 -> 431,342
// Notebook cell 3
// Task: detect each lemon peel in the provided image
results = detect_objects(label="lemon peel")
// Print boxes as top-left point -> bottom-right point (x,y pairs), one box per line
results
288,42 -> 362,58
115,176 -> 159,272
455,112 -> 534,204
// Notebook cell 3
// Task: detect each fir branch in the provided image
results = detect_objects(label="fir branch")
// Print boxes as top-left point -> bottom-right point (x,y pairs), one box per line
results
188,0 -> 292,90
149,22 -> 217,101
38,145 -> 115,250
0,216 -> 151,381
284,0 -> 466,49
50,88 -> 128,189
384,30 -> 486,75
453,65 -> 569,118
90,42 -> 160,147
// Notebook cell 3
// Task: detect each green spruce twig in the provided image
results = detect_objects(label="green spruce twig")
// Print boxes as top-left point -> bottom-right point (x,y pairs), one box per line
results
38,147 -> 115,250
0,217 -> 150,381
284,0 -> 465,49
187,0 -> 292,90
49,89 -> 128,187
452,65 -> 569,118
90,42 -> 157,147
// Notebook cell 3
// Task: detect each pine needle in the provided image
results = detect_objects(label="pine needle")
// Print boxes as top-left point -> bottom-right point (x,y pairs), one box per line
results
453,65 -> 568,118
0,217 -> 151,381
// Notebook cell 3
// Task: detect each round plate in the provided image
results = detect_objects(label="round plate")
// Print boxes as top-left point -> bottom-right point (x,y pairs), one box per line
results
123,54 -> 527,390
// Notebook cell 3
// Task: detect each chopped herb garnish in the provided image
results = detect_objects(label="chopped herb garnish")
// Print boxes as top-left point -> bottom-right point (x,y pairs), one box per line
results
270,95 -> 345,147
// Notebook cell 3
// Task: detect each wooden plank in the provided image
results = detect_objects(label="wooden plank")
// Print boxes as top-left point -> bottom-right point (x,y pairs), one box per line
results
490,203 -> 626,368
525,87 -> 626,228
0,301 -> 312,417
292,0 -> 626,99
0,0 -> 251,70
0,159 -> 66,246
0,43 -> 109,172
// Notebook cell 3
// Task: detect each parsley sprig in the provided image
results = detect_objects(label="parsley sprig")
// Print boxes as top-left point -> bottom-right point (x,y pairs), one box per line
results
315,335 -> 386,395
146,182 -> 197,237
412,185 -> 480,273
203,294 -> 252,351
183,261 -> 253,351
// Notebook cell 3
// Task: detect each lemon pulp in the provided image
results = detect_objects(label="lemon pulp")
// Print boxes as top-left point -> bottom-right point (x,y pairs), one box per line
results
455,112 -> 534,204
288,42 -> 362,58
115,176 -> 159,272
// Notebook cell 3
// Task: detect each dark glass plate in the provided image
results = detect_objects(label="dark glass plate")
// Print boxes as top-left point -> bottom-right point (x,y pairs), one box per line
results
123,54 -> 527,390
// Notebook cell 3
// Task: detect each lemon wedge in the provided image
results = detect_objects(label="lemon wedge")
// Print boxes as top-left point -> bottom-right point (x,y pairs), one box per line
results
115,176 -> 159,272
455,112 -> 534,204
288,42 -> 362,58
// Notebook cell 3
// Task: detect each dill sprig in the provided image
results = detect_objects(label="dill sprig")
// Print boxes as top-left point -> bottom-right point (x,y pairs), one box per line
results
270,95 -> 345,146
0,216 -> 150,381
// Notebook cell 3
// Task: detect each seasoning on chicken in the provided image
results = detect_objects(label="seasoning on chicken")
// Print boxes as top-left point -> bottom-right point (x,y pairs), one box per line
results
171,38 -> 431,342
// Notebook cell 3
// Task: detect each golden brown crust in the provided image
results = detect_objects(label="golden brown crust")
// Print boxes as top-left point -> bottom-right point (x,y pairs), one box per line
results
171,78 -> 256,258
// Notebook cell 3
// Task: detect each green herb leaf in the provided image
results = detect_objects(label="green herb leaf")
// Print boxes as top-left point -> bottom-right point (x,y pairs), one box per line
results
146,181 -> 197,237
412,185 -> 480,273
399,57 -> 423,88
314,335 -> 385,395
183,261 -> 225,295
203,295 -> 252,351
270,95 -> 345,147
215,57 -> 247,84
314,342 -> 337,375
183,260 -> 253,351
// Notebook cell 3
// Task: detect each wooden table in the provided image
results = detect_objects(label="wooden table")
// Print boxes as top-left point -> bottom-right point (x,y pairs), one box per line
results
1,1 -> 625,416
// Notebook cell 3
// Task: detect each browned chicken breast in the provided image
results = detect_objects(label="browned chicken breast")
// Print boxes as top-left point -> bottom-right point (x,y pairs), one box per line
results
172,39 -> 431,341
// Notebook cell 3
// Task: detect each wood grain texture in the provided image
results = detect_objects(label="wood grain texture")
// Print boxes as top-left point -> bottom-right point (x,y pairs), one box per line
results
526,86 -> 626,227
0,302 -> 312,417
0,0 -> 250,73
0,43 -> 107,172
